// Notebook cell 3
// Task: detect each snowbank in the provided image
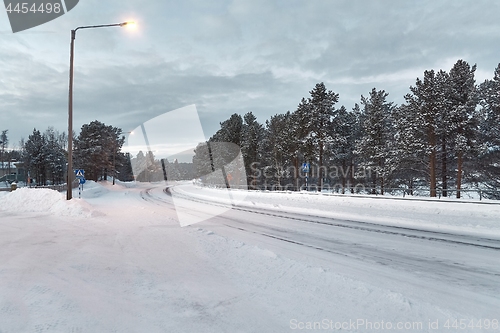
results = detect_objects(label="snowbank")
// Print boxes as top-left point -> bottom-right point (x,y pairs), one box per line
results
174,184 -> 500,237
0,188 -> 97,218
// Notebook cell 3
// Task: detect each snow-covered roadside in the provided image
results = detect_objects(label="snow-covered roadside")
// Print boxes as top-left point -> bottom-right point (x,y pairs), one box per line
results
173,184 -> 500,238
0,187 -> 97,218
0,180 -> 138,218
187,227 -> 477,333
1,181 -> 499,332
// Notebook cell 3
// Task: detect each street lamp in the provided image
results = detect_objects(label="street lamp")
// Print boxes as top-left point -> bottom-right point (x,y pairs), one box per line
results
67,21 -> 135,200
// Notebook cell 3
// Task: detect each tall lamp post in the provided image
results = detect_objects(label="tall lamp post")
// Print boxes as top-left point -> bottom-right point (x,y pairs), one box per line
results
67,21 -> 135,200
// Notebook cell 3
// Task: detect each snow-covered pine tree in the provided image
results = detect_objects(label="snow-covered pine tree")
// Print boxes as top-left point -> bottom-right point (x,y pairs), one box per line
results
293,97 -> 315,185
43,127 -> 66,185
349,104 -> 365,191
448,60 -> 479,198
131,151 -> 147,181
294,83 -> 339,191
391,104 -> 428,194
209,114 -> 245,187
192,143 -> 213,179
74,121 -> 124,182
0,130 -> 8,170
434,70 -> 453,197
327,105 -> 359,193
24,129 -> 47,185
211,114 -> 243,146
477,63 -> 500,198
262,111 -> 298,189
115,152 -> 134,182
355,88 -> 394,195
241,112 -> 264,189
262,114 -> 285,188
404,70 -> 444,197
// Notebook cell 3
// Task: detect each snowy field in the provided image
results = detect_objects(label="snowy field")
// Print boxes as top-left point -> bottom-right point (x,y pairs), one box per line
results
0,181 -> 499,332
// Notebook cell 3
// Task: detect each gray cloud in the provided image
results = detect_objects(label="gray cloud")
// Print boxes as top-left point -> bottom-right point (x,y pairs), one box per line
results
1,0 -> 499,147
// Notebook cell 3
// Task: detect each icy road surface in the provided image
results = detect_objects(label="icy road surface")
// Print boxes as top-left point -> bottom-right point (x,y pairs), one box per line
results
0,181 -> 499,332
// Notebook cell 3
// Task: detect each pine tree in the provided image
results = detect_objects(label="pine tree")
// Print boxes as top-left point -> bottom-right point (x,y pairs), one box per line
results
24,129 -> 47,185
192,114 -> 248,188
43,128 -> 66,184
448,60 -> 478,198
193,143 -> 213,179
0,130 -> 8,171
356,88 -> 394,194
434,70 -> 453,197
131,150 -> 147,180
262,111 -> 298,189
74,121 -> 124,182
212,114 -> 243,146
392,104 -> 428,194
404,70 -> 444,197
327,105 -> 359,193
241,112 -> 264,188
477,63 -> 500,197
295,83 -> 339,191
115,152 -> 134,181
294,98 -> 315,187
131,150 -> 164,182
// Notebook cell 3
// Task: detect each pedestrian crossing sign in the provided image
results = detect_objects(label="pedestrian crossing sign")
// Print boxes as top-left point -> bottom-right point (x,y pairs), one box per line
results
75,169 -> 85,178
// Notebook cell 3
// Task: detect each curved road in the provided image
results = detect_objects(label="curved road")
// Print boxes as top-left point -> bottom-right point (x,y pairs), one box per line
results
142,184 -> 500,321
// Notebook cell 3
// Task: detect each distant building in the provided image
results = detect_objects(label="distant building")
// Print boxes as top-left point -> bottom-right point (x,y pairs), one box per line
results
0,161 -> 26,183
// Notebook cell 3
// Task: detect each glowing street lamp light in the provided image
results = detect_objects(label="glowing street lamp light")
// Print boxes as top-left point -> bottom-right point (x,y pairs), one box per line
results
67,21 -> 135,200
122,21 -> 136,29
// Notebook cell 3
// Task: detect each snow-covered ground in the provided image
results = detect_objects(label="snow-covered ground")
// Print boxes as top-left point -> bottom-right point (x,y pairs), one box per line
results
173,184 -> 500,238
0,181 -> 499,332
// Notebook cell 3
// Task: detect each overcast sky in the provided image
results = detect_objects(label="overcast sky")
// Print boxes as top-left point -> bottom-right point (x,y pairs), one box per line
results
1,0 -> 499,149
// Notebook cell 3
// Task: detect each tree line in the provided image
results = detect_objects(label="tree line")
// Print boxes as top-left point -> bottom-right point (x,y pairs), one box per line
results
194,60 -> 500,199
2,121 -> 133,185
3,59 -> 499,198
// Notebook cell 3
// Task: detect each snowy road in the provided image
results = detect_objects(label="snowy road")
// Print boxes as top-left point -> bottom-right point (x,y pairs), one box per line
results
166,185 -> 500,319
1,182 -> 499,332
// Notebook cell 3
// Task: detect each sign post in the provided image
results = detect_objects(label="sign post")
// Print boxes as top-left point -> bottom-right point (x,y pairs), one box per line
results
302,163 -> 310,191
74,169 -> 85,199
